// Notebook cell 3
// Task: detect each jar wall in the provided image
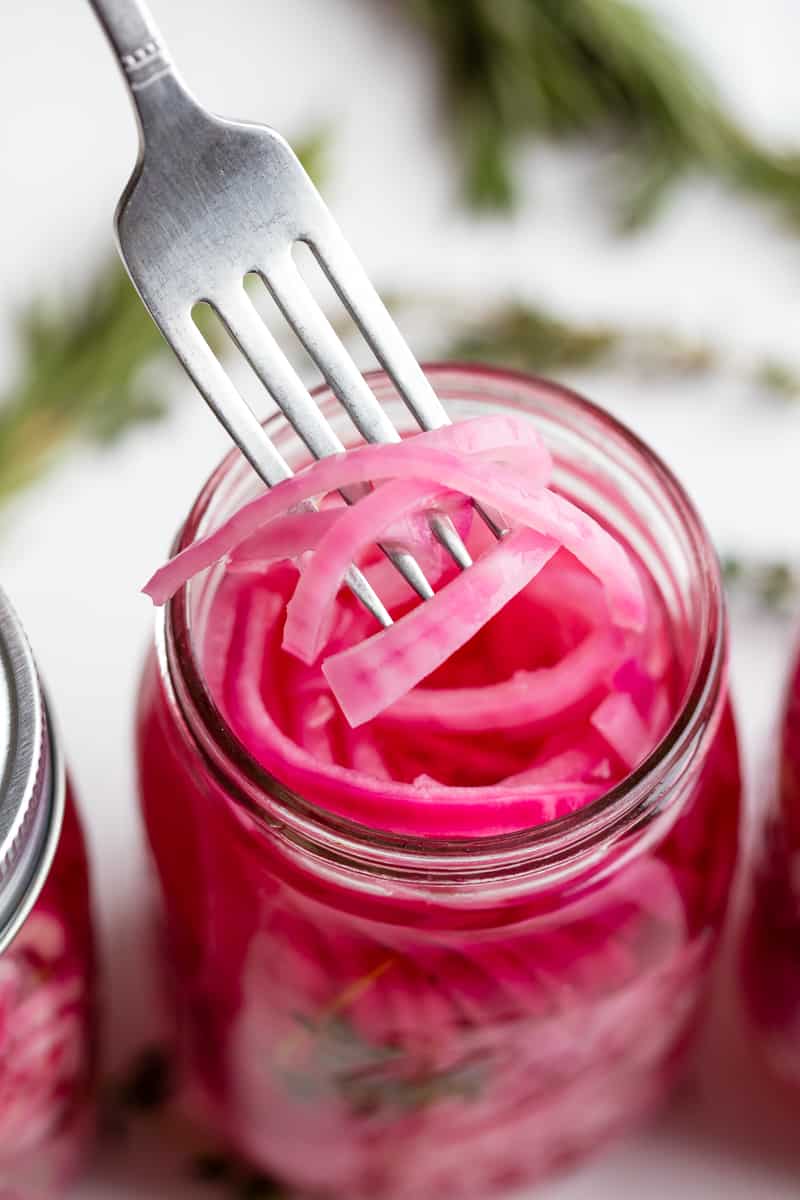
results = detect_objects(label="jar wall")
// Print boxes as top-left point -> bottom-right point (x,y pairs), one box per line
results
0,783 -> 97,1197
138,652 -> 739,1199
742,647 -> 800,1083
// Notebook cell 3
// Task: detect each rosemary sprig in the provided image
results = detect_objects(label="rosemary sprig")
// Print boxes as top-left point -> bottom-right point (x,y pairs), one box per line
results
0,130 -> 328,507
0,264 -> 167,504
405,0 -> 800,226
3,274 -> 799,513
753,360 -> 800,403
723,556 -> 800,614
388,293 -> 792,396
449,302 -> 618,372
445,300 -> 716,376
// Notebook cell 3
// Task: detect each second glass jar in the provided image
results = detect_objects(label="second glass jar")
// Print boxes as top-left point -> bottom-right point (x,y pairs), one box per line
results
0,591 -> 96,1197
742,640 -> 800,1085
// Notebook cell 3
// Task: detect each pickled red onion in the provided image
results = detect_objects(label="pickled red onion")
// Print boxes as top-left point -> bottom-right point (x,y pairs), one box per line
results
284,480 -> 451,663
145,429 -> 644,632
591,692 -> 653,771
224,508 -> 342,573
142,414 -> 676,834
382,625 -> 628,732
323,530 -> 558,727
145,415 -> 547,603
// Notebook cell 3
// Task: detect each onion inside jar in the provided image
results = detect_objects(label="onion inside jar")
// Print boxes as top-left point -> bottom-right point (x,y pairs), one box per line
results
137,366 -> 740,1199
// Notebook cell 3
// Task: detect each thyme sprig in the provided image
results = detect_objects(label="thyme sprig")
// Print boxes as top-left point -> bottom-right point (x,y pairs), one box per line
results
405,0 -> 800,226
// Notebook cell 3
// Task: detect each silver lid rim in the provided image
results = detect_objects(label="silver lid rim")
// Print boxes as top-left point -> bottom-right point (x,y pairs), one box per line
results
0,700 -> 65,954
0,586 -> 66,955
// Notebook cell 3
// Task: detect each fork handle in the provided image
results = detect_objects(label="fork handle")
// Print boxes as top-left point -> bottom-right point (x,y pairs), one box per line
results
88,0 -> 170,82
87,0 -> 192,136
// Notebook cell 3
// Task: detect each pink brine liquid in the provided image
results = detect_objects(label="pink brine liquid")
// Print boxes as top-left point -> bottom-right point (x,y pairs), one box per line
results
0,789 -> 96,1198
137,369 -> 741,1198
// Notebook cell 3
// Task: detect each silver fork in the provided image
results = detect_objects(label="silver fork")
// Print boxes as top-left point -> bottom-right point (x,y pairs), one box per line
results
87,0 -> 484,627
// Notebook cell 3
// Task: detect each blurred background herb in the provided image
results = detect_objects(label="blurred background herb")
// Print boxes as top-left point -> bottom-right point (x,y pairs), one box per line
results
0,264 -> 167,505
406,0 -> 800,225
2,4 -> 800,615
723,556 -> 800,614
0,129 -> 326,508
6,262 -> 800,517
443,299 -> 800,394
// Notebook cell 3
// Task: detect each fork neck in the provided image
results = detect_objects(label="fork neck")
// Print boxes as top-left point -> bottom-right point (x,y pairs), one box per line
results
88,0 -> 197,144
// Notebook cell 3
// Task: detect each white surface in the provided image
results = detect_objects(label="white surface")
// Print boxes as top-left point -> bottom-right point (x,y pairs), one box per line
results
1,0 -> 800,1195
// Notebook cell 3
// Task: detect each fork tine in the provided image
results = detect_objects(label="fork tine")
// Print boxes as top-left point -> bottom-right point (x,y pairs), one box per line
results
261,258 -> 473,571
163,312 -> 294,487
262,255 -> 404,447
306,228 -> 507,544
307,228 -> 452,433
161,312 -> 392,628
211,286 -> 438,603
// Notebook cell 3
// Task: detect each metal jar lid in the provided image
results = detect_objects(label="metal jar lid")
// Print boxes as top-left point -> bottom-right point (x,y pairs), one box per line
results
0,589 -> 64,953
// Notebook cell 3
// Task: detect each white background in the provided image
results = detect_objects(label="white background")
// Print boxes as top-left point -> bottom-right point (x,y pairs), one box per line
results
2,0 -> 800,1195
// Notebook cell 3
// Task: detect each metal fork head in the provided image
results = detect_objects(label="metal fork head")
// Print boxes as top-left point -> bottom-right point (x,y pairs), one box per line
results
118,79 -> 332,416
89,0 -> 478,624
119,70 -> 476,546
122,100 -> 310,328
120,79 -> 466,591
117,77 -> 458,462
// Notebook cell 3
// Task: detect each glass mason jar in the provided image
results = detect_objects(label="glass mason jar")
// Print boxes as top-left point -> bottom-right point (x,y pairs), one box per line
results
742,642 -> 800,1083
0,590 -> 96,1197
137,366 -> 741,1198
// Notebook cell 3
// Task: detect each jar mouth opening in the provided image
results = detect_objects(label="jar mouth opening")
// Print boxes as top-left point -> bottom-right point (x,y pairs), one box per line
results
163,364 -> 725,869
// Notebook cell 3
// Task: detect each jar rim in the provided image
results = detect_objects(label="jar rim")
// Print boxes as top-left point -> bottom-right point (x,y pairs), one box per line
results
0,590 -> 65,950
161,363 -> 726,877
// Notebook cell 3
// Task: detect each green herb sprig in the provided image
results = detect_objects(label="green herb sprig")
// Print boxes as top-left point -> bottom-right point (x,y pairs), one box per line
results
723,555 -> 800,613
0,130 -> 328,507
444,300 -> 715,376
4,267 -> 800,514
387,292 -> 798,398
0,264 -> 167,504
405,0 -> 800,227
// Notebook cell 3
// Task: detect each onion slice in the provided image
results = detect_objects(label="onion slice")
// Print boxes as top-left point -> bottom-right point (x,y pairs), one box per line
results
146,445 -> 644,631
224,508 -> 342,573
382,625 -> 628,733
322,530 -> 559,727
590,693 -> 652,770
284,479 -> 452,663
